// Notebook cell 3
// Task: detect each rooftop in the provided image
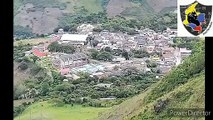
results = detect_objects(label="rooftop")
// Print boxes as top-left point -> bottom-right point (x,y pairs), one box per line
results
32,49 -> 46,57
71,64 -> 105,74
162,53 -> 174,58
60,34 -> 88,41
180,48 -> 192,53
61,53 -> 87,62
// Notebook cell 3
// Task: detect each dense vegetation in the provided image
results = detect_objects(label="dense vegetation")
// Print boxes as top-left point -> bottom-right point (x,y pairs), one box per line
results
89,49 -> 114,61
14,44 -> 32,62
14,102 -> 32,117
14,62 -> 159,117
173,37 -> 200,50
89,47 -> 155,61
14,66 -> 159,103
131,49 -> 150,58
148,12 -> 177,31
14,43 -> 161,117
47,42 -> 76,54
58,10 -> 177,34
14,25 -> 36,40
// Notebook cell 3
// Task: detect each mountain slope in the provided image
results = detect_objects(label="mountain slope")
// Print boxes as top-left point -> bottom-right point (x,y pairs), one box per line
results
14,0 -> 177,35
97,40 -> 205,120
14,0 -> 103,35
146,0 -> 177,12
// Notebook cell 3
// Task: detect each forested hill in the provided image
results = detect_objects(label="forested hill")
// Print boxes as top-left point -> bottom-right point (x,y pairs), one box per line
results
14,0 -> 177,37
97,39 -> 205,120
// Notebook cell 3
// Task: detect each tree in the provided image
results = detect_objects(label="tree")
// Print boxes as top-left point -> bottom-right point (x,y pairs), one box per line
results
90,49 -> 99,59
93,27 -> 103,32
63,26 -> 70,32
41,82 -> 49,96
96,51 -> 113,61
30,65 -> 42,75
112,49 -> 122,56
122,51 -> 129,60
14,83 -> 27,100
147,62 -> 157,68
52,98 -> 65,107
18,62 -> 28,70
122,67 -> 139,76
48,42 -> 76,54
90,93 -> 100,99
132,49 -> 150,58
53,26 -> 61,33
104,47 -> 111,52
91,40 -> 99,47
31,56 -> 39,63
14,25 -> 35,39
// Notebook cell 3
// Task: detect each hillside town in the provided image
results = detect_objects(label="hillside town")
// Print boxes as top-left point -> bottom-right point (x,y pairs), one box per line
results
13,1 -> 205,119
23,24 -> 192,81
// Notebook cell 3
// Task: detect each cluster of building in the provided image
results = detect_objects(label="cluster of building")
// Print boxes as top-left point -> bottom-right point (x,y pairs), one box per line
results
23,24 -> 192,81
89,27 -> 191,74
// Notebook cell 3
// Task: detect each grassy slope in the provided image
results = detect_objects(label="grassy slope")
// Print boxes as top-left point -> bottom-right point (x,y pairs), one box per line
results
14,0 -> 174,20
60,0 -> 103,13
14,0 -> 103,15
14,38 -> 51,46
97,73 -> 204,120
131,73 -> 204,120
14,101 -> 111,120
14,0 -> 103,34
78,0 -> 103,13
121,0 -> 156,20
96,80 -> 162,120
97,40 -> 205,120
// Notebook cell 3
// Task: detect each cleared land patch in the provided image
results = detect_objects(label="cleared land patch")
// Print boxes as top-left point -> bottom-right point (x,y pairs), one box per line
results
14,101 -> 111,120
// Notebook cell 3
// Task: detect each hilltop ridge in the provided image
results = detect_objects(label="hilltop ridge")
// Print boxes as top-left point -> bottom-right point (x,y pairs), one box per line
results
14,0 -> 177,35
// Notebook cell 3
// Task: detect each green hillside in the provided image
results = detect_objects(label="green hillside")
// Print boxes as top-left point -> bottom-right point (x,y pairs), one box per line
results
97,40 -> 205,120
14,0 -> 103,15
14,0 -> 177,36
14,101 -> 111,120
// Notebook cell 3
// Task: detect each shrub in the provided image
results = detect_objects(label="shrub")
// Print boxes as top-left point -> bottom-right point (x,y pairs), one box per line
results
14,25 -> 35,39
48,42 -> 76,54
30,65 -> 42,75
18,62 -> 28,70
14,83 -> 27,100
52,98 -> 65,107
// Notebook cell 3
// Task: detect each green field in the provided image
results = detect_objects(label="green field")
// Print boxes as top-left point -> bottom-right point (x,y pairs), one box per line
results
14,101 -> 111,120
14,38 -> 51,46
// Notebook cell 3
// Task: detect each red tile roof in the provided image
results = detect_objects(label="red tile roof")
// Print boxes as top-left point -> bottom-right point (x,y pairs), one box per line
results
60,68 -> 70,75
32,49 -> 47,57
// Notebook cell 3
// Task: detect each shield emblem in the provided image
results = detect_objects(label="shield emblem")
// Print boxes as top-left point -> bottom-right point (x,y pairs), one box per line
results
180,1 -> 212,36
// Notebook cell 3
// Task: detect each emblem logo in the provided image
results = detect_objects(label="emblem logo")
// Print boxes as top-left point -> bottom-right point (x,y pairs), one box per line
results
178,1 -> 213,37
